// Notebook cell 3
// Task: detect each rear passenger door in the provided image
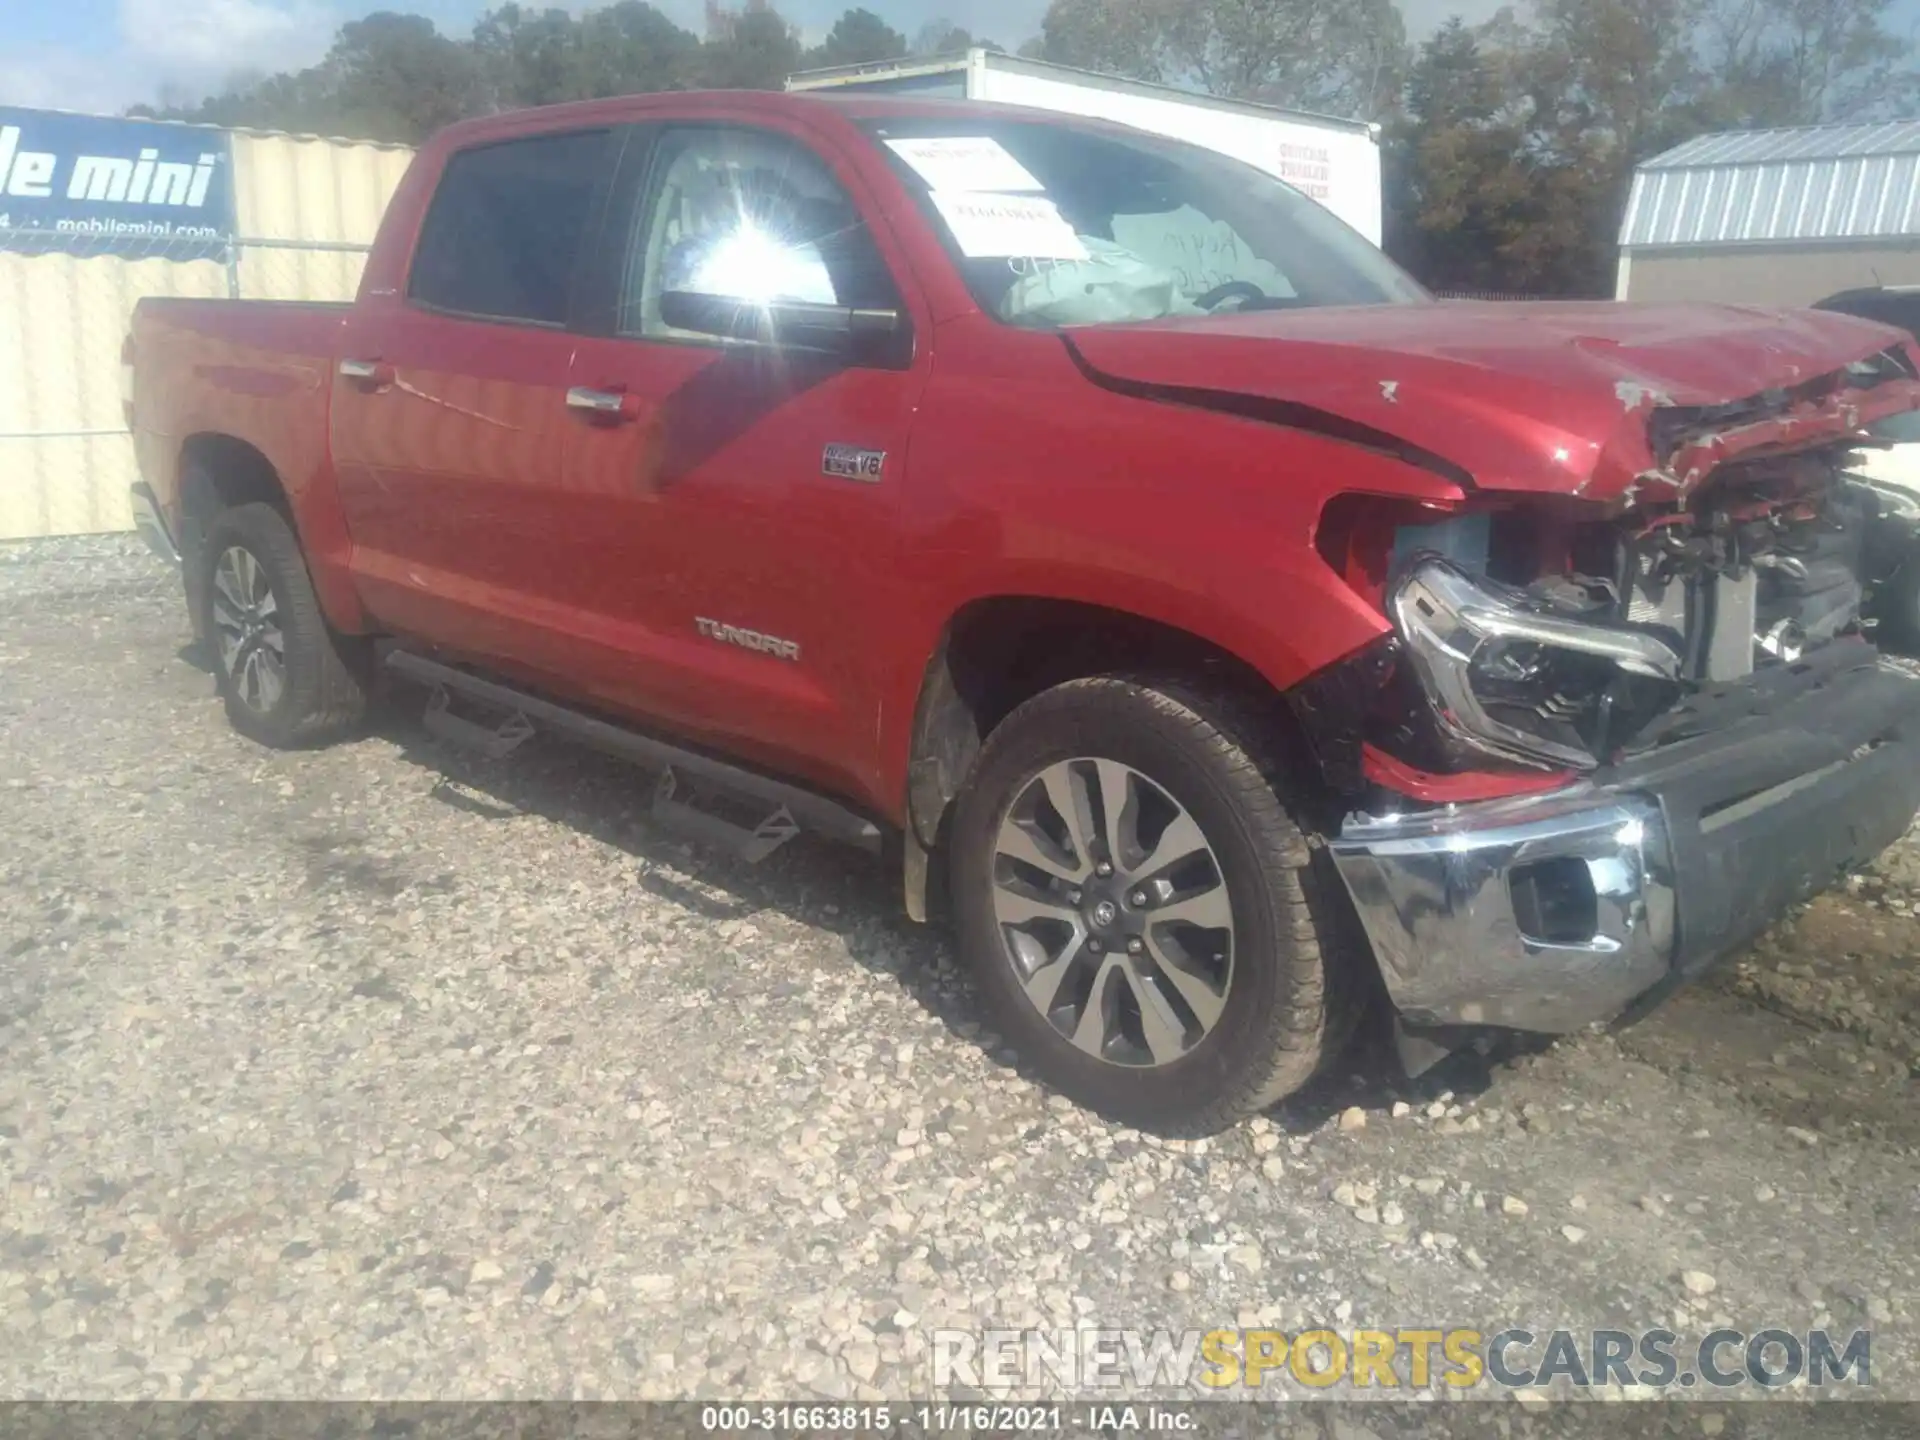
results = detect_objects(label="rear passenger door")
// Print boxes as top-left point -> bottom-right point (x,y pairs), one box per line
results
331,126 -> 619,666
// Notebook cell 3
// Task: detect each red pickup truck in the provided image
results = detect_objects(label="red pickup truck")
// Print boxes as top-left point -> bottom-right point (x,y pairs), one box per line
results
128,90 -> 1920,1134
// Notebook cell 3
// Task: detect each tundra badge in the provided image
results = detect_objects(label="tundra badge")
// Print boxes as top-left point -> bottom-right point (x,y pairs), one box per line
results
696,617 -> 801,662
822,444 -> 885,482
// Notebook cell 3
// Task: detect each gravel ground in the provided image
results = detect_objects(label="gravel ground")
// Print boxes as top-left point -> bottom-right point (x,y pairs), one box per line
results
2,536 -> 1917,1424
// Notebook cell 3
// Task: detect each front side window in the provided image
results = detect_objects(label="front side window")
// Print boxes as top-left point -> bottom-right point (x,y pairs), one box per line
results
620,127 -> 899,340
409,130 -> 611,326
863,118 -> 1427,330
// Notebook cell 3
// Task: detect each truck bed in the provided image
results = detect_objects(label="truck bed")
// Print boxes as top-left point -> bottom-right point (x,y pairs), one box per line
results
129,296 -> 351,552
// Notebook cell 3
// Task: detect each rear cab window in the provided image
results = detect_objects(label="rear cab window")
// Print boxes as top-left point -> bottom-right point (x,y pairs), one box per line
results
408,130 -> 614,326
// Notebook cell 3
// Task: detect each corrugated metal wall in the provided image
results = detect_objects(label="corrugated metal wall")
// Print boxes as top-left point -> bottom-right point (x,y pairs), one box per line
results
1622,121 -> 1920,248
0,126 -> 413,541
229,130 -> 415,302
0,253 -> 226,539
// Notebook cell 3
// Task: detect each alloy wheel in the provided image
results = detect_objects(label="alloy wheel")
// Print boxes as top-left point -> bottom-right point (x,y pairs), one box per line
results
991,757 -> 1235,1068
211,545 -> 286,715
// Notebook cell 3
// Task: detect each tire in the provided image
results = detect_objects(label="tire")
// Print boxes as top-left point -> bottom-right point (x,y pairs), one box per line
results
197,501 -> 369,747
949,675 -> 1357,1136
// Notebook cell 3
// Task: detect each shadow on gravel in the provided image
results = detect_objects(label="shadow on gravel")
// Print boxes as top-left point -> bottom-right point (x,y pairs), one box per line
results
363,691 -> 977,1043
336,677 -> 1565,1133
1269,1020 -> 1554,1134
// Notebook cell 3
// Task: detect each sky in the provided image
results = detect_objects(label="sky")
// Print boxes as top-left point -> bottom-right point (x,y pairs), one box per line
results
0,0 -> 1531,115
4,0 -> 1919,118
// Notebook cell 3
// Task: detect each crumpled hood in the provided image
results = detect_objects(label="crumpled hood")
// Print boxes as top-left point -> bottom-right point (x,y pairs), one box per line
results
1064,300 -> 1920,505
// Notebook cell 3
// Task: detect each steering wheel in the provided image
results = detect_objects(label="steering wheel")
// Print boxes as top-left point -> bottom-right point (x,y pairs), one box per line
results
1195,280 -> 1268,311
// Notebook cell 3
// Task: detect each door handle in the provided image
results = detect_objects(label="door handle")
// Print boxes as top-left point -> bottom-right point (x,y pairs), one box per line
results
566,386 -> 638,422
339,358 -> 394,388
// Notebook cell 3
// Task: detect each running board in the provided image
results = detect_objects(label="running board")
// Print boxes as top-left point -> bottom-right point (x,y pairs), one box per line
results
384,648 -> 883,856
652,765 -> 801,864
423,684 -> 535,760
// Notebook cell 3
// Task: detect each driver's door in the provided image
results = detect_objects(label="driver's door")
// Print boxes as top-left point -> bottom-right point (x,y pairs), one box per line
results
560,121 -> 930,804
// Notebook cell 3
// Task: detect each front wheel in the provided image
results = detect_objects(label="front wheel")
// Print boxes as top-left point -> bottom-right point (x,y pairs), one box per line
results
949,676 -> 1357,1135
198,502 -> 369,748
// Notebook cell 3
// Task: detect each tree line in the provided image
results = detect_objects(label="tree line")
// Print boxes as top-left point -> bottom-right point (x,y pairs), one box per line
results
138,0 -> 1919,298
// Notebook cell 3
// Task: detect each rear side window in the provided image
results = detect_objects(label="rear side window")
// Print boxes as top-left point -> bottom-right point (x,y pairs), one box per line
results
409,131 -> 611,326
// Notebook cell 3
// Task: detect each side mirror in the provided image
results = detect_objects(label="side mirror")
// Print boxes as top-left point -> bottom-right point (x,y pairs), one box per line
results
658,291 -> 909,367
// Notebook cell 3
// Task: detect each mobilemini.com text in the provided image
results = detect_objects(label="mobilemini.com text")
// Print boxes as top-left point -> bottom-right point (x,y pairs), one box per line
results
930,1327 -> 1873,1391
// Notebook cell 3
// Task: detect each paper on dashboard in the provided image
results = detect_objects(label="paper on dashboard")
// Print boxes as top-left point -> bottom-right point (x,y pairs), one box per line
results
929,191 -> 1088,260
884,136 -> 1044,193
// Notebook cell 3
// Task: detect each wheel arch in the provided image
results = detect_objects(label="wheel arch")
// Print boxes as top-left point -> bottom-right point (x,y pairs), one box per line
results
179,433 -> 287,524
898,594 -> 1318,920
175,435 -> 287,640
176,431 -> 369,635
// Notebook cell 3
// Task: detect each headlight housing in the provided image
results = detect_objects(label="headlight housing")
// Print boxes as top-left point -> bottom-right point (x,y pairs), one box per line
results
1389,557 -> 1685,770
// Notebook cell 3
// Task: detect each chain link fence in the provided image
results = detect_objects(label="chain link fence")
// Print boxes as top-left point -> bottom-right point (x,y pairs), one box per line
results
0,229 -> 373,543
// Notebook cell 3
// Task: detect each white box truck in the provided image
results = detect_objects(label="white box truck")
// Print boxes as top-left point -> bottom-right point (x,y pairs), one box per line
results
786,50 -> 1384,246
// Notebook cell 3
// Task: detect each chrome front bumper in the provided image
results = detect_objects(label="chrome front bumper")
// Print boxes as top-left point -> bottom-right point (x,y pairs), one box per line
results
1330,645 -> 1920,1036
1330,791 -> 1675,1033
129,482 -> 180,566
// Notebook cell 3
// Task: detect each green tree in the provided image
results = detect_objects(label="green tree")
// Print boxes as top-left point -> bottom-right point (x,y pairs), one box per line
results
322,12 -> 488,141
804,8 -> 909,69
472,4 -> 584,108
1034,0 -> 1179,80
575,2 -> 702,95
1031,0 -> 1404,117
1386,18 -> 1541,290
911,18 -> 1004,54
155,11 -> 484,142
1526,0 -> 1709,166
470,1 -> 700,103
701,0 -> 803,88
1512,0 -> 1709,290
1702,0 -> 1917,124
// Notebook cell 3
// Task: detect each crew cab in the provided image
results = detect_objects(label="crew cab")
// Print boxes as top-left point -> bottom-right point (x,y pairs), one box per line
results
127,91 -> 1920,1134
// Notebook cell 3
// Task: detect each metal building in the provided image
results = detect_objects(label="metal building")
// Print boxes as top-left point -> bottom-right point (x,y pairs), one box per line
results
1617,120 -> 1920,308
0,110 -> 413,541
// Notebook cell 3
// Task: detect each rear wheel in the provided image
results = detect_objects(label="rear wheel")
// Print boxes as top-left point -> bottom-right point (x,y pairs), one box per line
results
198,502 -> 368,747
950,676 -> 1355,1135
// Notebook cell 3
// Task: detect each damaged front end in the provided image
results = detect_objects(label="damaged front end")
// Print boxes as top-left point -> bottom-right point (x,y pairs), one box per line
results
1385,442 -> 1885,775
1303,342 -> 1920,791
1303,342 -> 1920,1047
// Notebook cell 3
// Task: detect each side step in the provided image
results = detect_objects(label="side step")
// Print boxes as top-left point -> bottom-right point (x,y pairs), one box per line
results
652,765 -> 801,864
423,684 -> 535,760
384,648 -> 884,857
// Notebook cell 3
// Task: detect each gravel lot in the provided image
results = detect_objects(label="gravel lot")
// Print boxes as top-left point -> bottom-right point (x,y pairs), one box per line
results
2,536 -> 1917,1422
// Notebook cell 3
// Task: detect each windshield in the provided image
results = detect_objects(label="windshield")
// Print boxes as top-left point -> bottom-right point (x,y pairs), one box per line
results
860,117 -> 1427,329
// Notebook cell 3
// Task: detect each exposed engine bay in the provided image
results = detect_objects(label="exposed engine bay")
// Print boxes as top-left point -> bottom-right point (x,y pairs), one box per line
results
1373,440 -> 1908,776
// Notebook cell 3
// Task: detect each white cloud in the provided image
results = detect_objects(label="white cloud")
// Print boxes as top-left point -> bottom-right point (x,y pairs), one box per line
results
0,46 -> 142,115
0,0 -> 339,114
119,0 -> 338,98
